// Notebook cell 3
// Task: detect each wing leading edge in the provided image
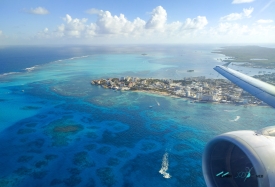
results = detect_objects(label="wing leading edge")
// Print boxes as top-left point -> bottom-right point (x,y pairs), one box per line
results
214,65 -> 275,108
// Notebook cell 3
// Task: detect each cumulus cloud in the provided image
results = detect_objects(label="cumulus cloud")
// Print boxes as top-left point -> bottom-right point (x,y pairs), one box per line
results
60,14 -> 88,37
95,11 -> 135,34
232,0 -> 254,4
36,6 -> 210,43
182,16 -> 208,30
25,7 -> 49,15
257,19 -> 274,24
220,7 -> 253,21
145,6 -> 167,30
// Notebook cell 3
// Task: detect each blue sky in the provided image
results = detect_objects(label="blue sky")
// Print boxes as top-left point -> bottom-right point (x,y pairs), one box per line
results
0,0 -> 275,45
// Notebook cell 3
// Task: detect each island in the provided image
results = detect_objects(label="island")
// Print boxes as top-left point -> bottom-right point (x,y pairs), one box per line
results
212,46 -> 275,68
90,74 -> 275,106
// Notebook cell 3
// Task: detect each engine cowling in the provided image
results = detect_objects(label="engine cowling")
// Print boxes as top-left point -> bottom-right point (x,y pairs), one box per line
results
202,126 -> 275,187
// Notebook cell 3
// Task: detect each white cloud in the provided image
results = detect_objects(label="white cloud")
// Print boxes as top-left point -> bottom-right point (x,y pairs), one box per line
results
0,30 -> 2,35
95,11 -> 136,34
205,21 -> 275,43
60,14 -> 87,37
220,7 -> 253,21
243,7 -> 254,17
36,6 -> 210,43
232,0 -> 254,4
26,7 -> 49,15
257,19 -> 274,24
86,8 -> 101,15
182,16 -> 208,30
145,6 -> 167,30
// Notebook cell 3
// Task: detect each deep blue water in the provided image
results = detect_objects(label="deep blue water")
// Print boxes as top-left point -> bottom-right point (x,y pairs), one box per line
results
0,45 -> 275,187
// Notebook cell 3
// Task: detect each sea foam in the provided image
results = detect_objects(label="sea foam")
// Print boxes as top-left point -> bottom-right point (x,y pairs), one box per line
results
159,152 -> 171,179
230,116 -> 240,122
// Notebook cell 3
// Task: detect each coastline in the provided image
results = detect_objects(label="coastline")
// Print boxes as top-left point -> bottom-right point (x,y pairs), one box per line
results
133,90 -> 182,99
129,89 -> 268,107
91,77 -> 268,107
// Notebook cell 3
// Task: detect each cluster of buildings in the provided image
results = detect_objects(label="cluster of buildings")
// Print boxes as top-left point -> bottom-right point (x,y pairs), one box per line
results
253,72 -> 275,85
91,76 -> 266,106
234,62 -> 275,69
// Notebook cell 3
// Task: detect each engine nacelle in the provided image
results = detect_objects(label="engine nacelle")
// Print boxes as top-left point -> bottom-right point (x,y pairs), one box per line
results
202,126 -> 275,187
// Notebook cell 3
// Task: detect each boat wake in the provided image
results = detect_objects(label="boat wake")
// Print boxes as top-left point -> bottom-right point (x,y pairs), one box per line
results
159,152 -> 171,179
155,99 -> 160,106
230,116 -> 240,122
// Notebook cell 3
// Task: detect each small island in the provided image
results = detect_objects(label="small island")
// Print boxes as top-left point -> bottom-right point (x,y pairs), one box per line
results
212,46 -> 275,68
91,74 -> 275,106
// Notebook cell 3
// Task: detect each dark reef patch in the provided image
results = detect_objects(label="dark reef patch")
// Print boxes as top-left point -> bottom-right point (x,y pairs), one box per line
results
53,125 -> 82,133
17,128 -> 36,134
32,170 -> 48,179
35,160 -> 48,168
67,168 -> 81,175
96,146 -> 111,155
17,155 -> 33,163
64,175 -> 82,187
50,179 -> 63,186
107,157 -> 120,166
14,167 -> 32,176
84,144 -> 97,151
35,114 -> 47,119
73,151 -> 95,168
0,178 -> 9,187
28,138 -> 45,149
45,116 -> 83,146
116,150 -> 131,158
25,123 -> 38,127
140,142 -> 157,152
96,167 -> 116,187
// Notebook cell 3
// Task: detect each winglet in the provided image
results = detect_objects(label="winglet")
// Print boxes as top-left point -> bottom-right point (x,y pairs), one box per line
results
222,62 -> 231,67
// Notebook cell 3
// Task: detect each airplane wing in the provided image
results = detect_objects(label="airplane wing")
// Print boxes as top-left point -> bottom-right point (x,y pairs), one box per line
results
214,65 -> 275,108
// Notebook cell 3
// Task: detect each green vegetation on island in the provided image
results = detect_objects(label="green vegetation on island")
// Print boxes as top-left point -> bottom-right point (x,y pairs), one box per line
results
212,46 -> 275,68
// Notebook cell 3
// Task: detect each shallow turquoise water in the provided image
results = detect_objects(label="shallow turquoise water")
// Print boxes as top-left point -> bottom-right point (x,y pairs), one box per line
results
0,48 -> 275,187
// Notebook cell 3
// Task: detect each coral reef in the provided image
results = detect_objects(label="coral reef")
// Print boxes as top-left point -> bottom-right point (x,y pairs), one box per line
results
96,167 -> 116,187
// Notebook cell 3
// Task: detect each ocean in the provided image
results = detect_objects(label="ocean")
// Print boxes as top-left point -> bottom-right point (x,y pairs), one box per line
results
0,45 -> 275,187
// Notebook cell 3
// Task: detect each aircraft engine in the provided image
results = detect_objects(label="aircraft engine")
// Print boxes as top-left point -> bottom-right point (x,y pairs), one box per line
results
202,126 -> 275,187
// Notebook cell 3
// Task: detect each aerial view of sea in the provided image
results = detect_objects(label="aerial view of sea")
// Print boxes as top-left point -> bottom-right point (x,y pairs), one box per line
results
1,45 -> 275,187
